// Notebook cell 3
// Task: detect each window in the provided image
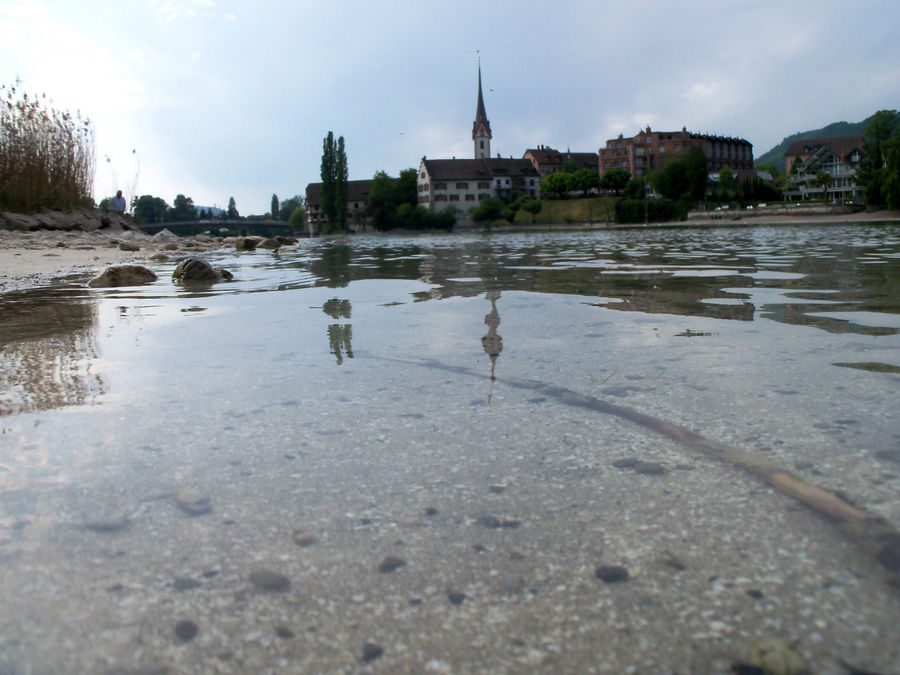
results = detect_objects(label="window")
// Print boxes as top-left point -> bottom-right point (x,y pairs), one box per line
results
478,181 -> 490,189
449,194 -> 459,201
480,141 -> 484,149
420,172 -> 425,179
456,182 -> 469,189
479,193 -> 490,200
435,194 -> 447,201
465,194 -> 475,201
434,182 -> 447,190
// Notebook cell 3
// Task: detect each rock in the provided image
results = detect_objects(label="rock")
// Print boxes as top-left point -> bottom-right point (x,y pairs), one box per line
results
174,619 -> 198,642
634,461 -> 666,475
235,236 -> 262,251
477,515 -> 502,528
488,484 -> 506,493
611,458 -> 639,468
424,507 -> 439,517
275,626 -> 295,639
876,532 -> 900,571
84,515 -> 129,532
275,236 -> 297,246
149,253 -> 169,262
292,530 -> 318,547
151,228 -> 179,243
118,241 -> 141,252
88,265 -> 158,288
875,449 -> 900,463
172,257 -> 233,283
257,238 -> 281,250
173,577 -> 202,591
361,642 -> 384,662
249,569 -> 291,591
173,487 -> 212,516
595,565 -> 630,583
744,637 -> 810,675
447,591 -> 467,605
378,556 -> 407,573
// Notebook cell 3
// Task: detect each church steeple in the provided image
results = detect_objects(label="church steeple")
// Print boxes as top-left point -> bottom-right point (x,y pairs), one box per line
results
472,58 -> 492,159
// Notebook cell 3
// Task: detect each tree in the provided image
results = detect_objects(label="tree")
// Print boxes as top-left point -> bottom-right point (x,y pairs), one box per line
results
540,172 -> 569,199
815,171 -> 833,200
683,146 -> 709,202
131,194 -> 169,224
320,131 -> 336,226
227,196 -> 238,218
279,195 -> 304,222
561,159 -> 580,174
860,109 -> 900,208
335,135 -> 348,230
567,169 -> 601,197
599,168 -> 630,194
470,197 -> 506,223
271,194 -> 279,220
168,193 -> 197,221
367,170 -> 397,231
622,178 -> 645,200
719,166 -> 735,193
396,168 -> 418,207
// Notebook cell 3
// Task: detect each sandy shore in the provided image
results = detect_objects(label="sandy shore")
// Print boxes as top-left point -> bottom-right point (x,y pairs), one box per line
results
0,226 -> 226,293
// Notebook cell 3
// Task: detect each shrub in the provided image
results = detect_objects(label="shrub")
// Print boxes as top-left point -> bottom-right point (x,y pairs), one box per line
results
0,80 -> 95,212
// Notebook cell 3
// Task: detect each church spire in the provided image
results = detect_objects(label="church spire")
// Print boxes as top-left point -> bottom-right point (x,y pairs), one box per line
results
472,56 -> 492,159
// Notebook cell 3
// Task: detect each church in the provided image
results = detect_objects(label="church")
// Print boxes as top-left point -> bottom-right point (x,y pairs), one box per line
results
416,63 -> 540,220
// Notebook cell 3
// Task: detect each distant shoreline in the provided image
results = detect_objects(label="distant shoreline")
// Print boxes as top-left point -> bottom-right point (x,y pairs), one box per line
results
2,209 -> 899,293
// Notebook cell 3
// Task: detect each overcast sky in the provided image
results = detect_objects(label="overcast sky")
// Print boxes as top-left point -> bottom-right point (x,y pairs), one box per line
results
3,0 -> 898,214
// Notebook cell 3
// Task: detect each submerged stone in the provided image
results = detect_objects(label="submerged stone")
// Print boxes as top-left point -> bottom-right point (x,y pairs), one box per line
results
88,265 -> 157,288
249,569 -> 291,591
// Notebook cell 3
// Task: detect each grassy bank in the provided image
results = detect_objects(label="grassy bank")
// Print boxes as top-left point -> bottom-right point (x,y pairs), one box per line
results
510,196 -> 618,226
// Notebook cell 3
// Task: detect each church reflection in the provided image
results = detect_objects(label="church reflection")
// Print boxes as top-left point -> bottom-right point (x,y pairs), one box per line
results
0,288 -> 105,416
481,291 -> 503,403
323,298 -> 353,365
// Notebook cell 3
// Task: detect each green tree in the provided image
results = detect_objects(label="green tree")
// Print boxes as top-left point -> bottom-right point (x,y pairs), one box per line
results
320,131 -> 337,226
540,172 -> 569,198
168,193 -> 197,221
227,196 -> 238,218
279,195 -> 304,222
131,195 -> 169,224
599,168 -> 630,194
860,109 -> 900,207
367,170 -> 397,231
335,135 -> 348,230
561,159 -> 580,174
470,197 -> 506,223
271,194 -> 279,220
650,161 -> 688,200
622,178 -> 645,200
815,171 -> 833,200
683,146 -> 709,202
396,168 -> 418,207
719,166 -> 735,193
288,206 -> 305,230
567,169 -> 601,197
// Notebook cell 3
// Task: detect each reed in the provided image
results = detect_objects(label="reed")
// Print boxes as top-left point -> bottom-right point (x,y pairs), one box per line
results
0,79 -> 95,213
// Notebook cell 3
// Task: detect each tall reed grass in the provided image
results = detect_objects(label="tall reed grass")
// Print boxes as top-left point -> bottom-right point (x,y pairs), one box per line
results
0,79 -> 95,213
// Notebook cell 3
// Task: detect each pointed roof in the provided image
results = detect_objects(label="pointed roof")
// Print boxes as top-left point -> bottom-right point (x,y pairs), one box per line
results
472,62 -> 492,140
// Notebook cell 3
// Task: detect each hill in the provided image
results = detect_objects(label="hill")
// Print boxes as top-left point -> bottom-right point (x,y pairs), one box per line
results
754,116 -> 873,171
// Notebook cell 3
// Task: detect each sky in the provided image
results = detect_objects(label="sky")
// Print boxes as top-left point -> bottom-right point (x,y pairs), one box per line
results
2,0 -> 898,215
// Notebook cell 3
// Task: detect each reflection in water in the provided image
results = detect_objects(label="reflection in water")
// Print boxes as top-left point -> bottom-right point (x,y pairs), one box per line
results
481,291 -> 503,403
312,243 -> 352,288
323,298 -> 353,365
0,288 -> 104,416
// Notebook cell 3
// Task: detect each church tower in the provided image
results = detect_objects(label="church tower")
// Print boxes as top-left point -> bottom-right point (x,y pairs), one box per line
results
472,60 -> 492,159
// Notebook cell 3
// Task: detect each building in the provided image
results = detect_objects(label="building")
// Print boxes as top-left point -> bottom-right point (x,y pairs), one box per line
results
783,136 -> 866,202
306,178 -> 392,233
417,63 -> 540,220
599,126 -> 753,178
523,146 -> 599,178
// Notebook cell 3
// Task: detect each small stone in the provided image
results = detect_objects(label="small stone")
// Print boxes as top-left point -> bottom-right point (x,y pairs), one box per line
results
477,515 -> 502,528
488,484 -> 506,493
291,530 -> 318,547
611,458 -> 639,468
633,461 -> 666,475
746,589 -> 764,599
595,565 -> 630,583
875,449 -> 900,463
173,577 -> 201,591
174,487 -> 212,517
249,569 -> 291,591
447,591 -> 466,605
424,507 -> 439,516
119,241 -> 140,252
175,620 -> 198,642
361,642 -> 383,662
275,626 -> 295,639
84,516 -> 128,532
746,636 -> 809,675
378,556 -> 407,573
501,519 -> 522,529
88,264 -> 157,288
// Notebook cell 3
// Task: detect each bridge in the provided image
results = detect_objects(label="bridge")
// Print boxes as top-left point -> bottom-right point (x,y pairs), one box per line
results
137,220 -> 303,238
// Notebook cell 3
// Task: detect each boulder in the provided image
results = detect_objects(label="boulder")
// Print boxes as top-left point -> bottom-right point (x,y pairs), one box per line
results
172,257 -> 233,283
235,236 -> 265,251
275,236 -> 298,246
88,265 -> 158,288
257,238 -> 281,250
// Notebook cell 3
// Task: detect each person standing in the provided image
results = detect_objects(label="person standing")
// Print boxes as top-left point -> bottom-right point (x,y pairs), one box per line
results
110,190 -> 126,213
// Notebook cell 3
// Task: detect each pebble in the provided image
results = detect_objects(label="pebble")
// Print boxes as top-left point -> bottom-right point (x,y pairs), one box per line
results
378,556 -> 407,573
595,565 -> 630,583
424,507 -> 439,516
249,569 -> 291,591
174,487 -> 212,517
633,461 -> 666,475
447,591 -> 467,605
291,530 -> 318,547
174,620 -> 198,642
84,516 -> 129,533
611,458 -> 639,468
275,626 -> 295,639
173,577 -> 201,591
361,642 -> 384,662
